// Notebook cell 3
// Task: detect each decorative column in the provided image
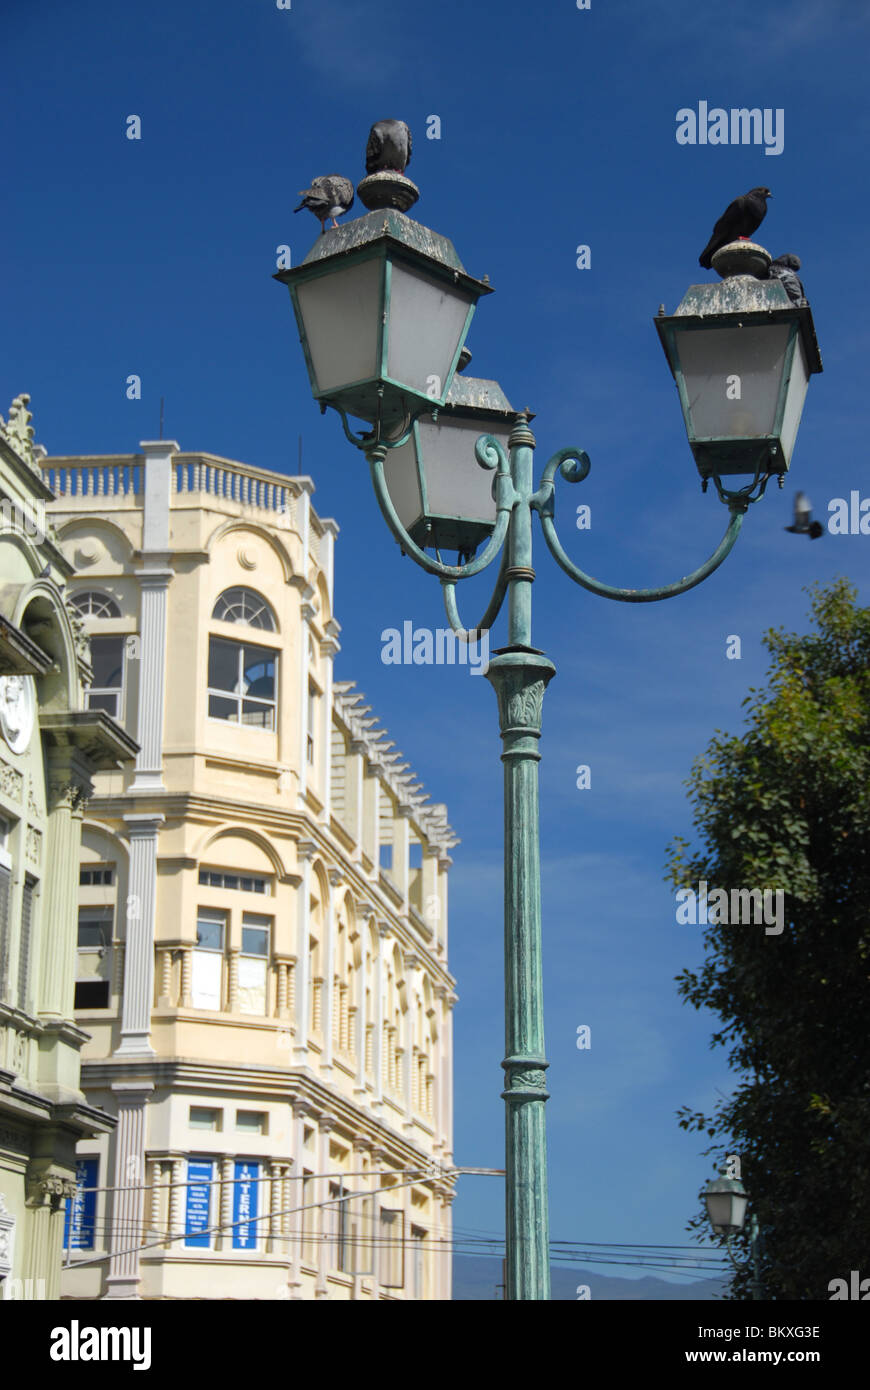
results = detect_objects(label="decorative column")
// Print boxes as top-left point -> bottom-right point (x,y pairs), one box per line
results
323,868 -> 342,1071
23,1170 -> 76,1301
354,910 -> 371,1097
393,809 -> 411,911
314,1113 -> 337,1299
347,739 -> 366,861
117,814 -> 163,1056
129,437 -> 176,795
227,946 -> 239,1013
374,925 -> 388,1109
288,1097 -> 310,1298
293,842 -> 316,1061
294,483 -> 314,805
38,747 -> 91,1020
351,1137 -> 371,1299
403,954 -> 419,1132
369,1146 -> 385,1300
320,616 -> 340,824
168,1155 -> 185,1246
104,1080 -> 154,1299
180,948 -> 192,1007
219,1157 -> 234,1251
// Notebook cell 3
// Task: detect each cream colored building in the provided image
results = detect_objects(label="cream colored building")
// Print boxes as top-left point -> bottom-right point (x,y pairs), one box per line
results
0,396 -> 135,1301
42,440 -> 457,1300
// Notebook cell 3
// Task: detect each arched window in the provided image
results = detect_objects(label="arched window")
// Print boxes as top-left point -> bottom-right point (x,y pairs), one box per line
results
70,591 -> 121,619
212,587 -> 276,631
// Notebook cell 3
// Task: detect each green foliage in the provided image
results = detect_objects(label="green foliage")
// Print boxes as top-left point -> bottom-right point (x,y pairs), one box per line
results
667,580 -> 870,1300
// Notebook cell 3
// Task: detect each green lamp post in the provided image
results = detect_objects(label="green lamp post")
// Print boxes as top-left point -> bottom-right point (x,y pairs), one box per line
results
277,168 -> 822,1301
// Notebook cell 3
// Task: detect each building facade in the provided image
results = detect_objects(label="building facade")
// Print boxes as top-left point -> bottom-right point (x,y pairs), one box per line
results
42,441 -> 458,1299
0,396 -> 135,1301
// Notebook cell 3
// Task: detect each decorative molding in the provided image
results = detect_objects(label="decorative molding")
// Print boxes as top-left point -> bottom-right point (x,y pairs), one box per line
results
0,761 -> 23,801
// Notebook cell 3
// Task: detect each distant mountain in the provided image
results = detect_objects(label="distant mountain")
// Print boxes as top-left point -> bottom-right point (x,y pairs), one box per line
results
453,1255 -> 727,1301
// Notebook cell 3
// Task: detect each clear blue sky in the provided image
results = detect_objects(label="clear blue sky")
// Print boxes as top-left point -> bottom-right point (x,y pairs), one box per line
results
3,0 -> 869,1286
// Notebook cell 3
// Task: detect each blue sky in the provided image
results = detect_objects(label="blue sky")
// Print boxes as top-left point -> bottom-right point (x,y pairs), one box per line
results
3,0 -> 869,1286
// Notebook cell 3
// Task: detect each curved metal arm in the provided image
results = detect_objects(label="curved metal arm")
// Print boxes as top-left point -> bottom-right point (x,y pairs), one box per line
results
441,544 -> 511,640
366,435 -> 516,581
534,446 -> 744,603
328,400 -> 427,452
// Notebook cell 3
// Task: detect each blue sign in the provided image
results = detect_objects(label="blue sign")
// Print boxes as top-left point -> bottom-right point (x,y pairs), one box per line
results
232,1161 -> 260,1250
185,1160 -> 214,1247
63,1156 -> 98,1251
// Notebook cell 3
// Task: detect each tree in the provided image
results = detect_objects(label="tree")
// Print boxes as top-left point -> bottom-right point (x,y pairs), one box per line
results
667,579 -> 870,1300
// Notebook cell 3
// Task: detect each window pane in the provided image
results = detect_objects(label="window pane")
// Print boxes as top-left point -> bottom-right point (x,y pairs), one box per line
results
191,950 -> 222,1009
236,1111 -> 267,1134
189,1107 -> 219,1130
213,588 -> 275,631
241,700 -> 274,730
87,691 -> 119,716
238,956 -> 267,1015
78,922 -> 105,949
242,651 -> 275,700
89,635 -> 124,687
196,914 -> 224,951
74,979 -> 111,1009
208,637 -> 240,692
208,694 -> 237,721
241,925 -> 269,957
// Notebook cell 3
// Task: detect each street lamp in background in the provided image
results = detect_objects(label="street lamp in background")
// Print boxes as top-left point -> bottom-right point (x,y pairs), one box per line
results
704,1172 -> 764,1300
276,152 -> 822,1301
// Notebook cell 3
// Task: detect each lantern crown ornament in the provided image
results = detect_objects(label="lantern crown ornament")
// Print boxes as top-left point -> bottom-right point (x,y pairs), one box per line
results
656,239 -> 822,495
275,207 -> 492,439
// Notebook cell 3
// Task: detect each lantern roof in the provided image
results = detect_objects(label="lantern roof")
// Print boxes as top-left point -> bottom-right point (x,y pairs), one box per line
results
658,272 -> 823,376
444,372 -> 513,416
278,208 -> 493,301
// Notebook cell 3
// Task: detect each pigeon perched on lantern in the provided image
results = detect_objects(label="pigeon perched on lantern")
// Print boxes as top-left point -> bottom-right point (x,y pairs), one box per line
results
365,118 -> 412,175
767,254 -> 807,307
699,187 -> 772,269
294,175 -> 355,234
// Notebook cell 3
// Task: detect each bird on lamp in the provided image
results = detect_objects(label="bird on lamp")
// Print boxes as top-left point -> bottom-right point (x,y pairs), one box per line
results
365,118 -> 412,175
767,253 -> 808,307
699,187 -> 772,269
294,175 -> 355,234
785,491 -> 824,539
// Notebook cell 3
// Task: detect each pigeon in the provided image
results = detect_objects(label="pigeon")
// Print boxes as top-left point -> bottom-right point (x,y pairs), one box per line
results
767,253 -> 807,306
365,119 -> 412,175
785,491 -> 823,539
294,175 -> 354,234
699,187 -> 772,269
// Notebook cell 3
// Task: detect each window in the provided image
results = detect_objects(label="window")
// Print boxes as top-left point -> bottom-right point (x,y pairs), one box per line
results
192,910 -> 225,1010
212,588 -> 276,631
63,1156 -> 99,1252
198,869 -> 269,895
208,637 -> 277,730
329,1181 -> 352,1274
184,1159 -> 214,1248
235,1110 -> 267,1135
74,906 -> 113,1010
70,591 -> 121,619
86,635 -> 124,717
306,684 -> 316,764
80,865 -> 115,886
379,1208 -> 404,1288
17,877 -> 35,1012
189,1107 -> 220,1131
239,913 -> 270,1016
0,830 -> 11,996
411,1225 -> 427,1300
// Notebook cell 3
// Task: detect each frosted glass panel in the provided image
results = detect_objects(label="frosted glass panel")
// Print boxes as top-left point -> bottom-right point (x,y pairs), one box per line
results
239,956 -> 267,1015
677,324 -> 791,438
383,436 -> 425,531
779,336 -> 809,465
421,418 -> 506,521
296,259 -> 383,391
387,263 -> 471,397
192,950 -> 222,1010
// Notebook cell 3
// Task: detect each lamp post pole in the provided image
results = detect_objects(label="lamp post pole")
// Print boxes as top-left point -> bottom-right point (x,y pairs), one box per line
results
486,412 -> 555,1302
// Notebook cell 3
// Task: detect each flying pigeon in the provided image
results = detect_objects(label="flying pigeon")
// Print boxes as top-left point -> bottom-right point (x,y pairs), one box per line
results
294,175 -> 354,234
767,253 -> 807,306
699,187 -> 772,269
785,491 -> 823,539
365,119 -> 412,175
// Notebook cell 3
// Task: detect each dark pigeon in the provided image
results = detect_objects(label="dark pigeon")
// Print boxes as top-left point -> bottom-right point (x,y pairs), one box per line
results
365,119 -> 412,175
785,491 -> 823,539
768,253 -> 807,306
294,175 -> 354,234
699,187 -> 772,269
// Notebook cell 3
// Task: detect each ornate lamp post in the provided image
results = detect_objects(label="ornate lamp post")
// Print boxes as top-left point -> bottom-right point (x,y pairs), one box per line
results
704,1172 -> 764,1300
276,169 -> 822,1301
